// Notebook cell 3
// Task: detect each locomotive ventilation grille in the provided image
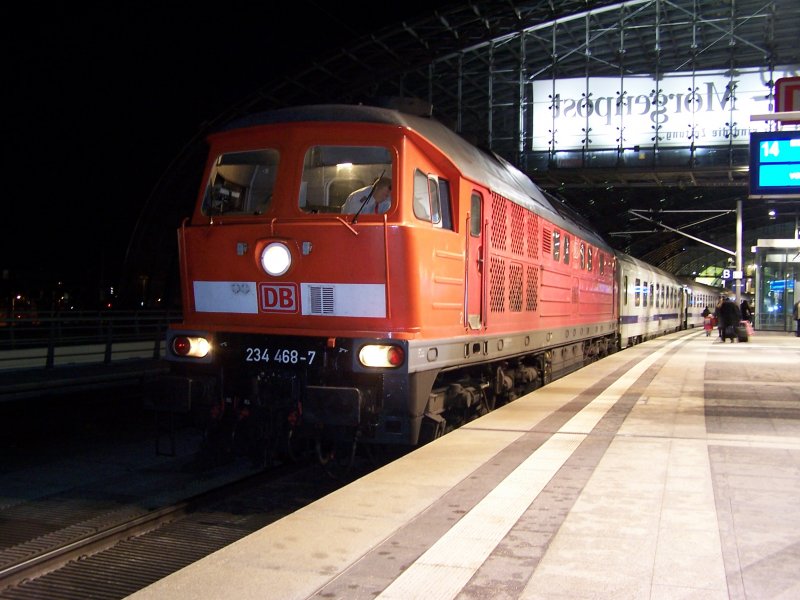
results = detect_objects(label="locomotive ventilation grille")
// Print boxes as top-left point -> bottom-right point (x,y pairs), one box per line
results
490,194 -> 507,251
488,193 -> 542,315
490,257 -> 506,313
510,203 -> 525,255
526,266 -> 539,312
527,214 -> 539,259
309,285 -> 335,315
509,263 -> 523,312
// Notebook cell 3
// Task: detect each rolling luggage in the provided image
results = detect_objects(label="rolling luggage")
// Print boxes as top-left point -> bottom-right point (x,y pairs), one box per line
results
736,321 -> 749,342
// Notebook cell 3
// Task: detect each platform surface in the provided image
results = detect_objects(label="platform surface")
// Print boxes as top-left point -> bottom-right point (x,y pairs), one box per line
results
128,329 -> 800,600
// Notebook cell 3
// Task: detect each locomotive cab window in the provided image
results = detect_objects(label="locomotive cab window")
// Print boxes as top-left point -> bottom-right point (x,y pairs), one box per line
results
413,169 -> 453,230
202,149 -> 279,216
438,178 -> 453,230
299,145 -> 393,214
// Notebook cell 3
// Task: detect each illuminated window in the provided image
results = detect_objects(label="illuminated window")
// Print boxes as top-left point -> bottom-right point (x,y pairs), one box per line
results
553,230 -> 561,261
299,145 -> 393,214
202,149 -> 279,216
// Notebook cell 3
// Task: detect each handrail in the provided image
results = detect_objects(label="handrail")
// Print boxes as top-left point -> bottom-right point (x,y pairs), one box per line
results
0,310 -> 182,354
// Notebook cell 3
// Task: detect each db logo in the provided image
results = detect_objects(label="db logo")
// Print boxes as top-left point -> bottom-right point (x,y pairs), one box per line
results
259,283 -> 298,313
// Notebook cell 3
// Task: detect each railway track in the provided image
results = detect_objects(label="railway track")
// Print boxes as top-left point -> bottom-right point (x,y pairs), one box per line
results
0,460 -> 358,599
0,390 -> 392,599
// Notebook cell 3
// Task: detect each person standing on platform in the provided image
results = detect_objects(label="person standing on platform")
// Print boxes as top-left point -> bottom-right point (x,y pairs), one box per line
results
714,297 -> 725,340
740,299 -> 753,325
793,299 -> 800,337
702,305 -> 713,336
717,297 -> 742,343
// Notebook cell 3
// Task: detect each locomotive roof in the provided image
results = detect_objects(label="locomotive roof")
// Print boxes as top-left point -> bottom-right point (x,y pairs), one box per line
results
221,104 -> 610,250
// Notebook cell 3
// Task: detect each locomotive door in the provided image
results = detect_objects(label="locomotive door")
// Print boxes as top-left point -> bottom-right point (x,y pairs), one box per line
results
466,192 -> 484,330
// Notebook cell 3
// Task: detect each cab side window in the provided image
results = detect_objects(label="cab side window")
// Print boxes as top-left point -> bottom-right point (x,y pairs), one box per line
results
438,178 -> 453,230
470,193 -> 482,236
414,169 -> 453,231
413,169 -> 432,221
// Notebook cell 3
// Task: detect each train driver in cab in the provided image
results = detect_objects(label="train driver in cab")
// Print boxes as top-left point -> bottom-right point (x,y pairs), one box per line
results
342,178 -> 392,215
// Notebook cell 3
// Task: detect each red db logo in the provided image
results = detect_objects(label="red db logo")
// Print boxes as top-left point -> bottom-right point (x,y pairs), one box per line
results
259,283 -> 298,313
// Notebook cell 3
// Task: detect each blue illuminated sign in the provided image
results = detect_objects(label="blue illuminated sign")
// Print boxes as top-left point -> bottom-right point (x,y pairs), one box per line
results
749,130 -> 800,198
769,280 -> 796,292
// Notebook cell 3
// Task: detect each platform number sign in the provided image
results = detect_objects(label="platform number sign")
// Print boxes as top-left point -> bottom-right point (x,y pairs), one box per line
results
749,130 -> 800,199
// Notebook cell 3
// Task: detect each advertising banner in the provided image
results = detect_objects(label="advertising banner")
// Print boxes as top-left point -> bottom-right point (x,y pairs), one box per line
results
531,67 -> 799,151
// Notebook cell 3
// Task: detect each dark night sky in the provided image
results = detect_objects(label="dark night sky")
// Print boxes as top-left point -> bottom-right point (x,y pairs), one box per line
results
3,1 -> 439,292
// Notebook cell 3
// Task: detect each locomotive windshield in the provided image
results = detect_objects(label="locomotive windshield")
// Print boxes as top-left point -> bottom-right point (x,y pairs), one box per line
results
202,149 -> 279,216
299,145 -> 393,213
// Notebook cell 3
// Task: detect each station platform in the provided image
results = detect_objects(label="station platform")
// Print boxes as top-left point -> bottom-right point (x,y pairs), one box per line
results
128,328 -> 800,600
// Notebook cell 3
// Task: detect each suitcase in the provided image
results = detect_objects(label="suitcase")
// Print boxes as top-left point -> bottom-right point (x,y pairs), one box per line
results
736,321 -> 749,342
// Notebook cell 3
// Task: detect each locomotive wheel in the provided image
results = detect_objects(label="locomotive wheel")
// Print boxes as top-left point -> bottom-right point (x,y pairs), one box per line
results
285,427 -> 311,462
315,436 -> 357,479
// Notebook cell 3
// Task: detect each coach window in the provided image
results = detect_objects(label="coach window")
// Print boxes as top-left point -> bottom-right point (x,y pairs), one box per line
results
563,235 -> 570,265
643,281 -> 648,307
298,145 -> 393,213
650,284 -> 654,307
656,283 -> 660,307
470,193 -> 482,236
202,149 -> 279,216
635,278 -> 641,306
552,230 -> 560,261
587,247 -> 593,271
579,243 -> 586,269
598,252 -> 604,275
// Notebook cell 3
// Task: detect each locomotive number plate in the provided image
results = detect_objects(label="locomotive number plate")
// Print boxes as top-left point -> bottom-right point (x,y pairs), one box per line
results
244,346 -> 317,365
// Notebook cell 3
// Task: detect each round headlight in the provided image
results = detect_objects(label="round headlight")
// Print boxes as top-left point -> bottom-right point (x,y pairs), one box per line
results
260,242 -> 292,276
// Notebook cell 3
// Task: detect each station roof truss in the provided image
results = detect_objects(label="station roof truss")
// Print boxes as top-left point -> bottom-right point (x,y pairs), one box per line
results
130,0 -> 800,302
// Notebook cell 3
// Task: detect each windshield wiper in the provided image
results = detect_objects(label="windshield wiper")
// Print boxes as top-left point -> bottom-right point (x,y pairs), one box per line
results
352,171 -> 385,224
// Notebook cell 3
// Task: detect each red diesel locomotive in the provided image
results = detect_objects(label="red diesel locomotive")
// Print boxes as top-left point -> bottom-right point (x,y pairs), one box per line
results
152,104 -> 717,470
